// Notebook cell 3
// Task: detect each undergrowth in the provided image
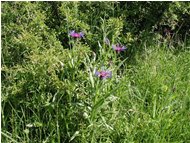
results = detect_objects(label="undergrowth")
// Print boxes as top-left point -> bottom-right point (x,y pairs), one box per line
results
1,1 -> 190,143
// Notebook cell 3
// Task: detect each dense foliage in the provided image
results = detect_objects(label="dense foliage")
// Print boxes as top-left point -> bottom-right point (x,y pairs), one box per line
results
1,2 -> 190,143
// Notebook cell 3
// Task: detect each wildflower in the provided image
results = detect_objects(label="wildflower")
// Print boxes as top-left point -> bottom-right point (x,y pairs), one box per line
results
95,70 -> 112,79
69,30 -> 84,38
112,44 -> 127,52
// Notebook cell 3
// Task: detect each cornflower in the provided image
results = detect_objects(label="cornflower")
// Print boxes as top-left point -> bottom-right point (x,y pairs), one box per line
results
95,70 -> 112,79
69,30 -> 84,38
112,44 -> 127,53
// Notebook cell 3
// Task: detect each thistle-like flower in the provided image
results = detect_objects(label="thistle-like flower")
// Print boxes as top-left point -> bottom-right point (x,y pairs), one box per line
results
69,30 -> 84,38
95,70 -> 112,79
112,44 -> 127,53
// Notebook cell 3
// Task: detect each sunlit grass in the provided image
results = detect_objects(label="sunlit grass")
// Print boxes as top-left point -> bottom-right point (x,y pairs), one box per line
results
1,2 -> 190,143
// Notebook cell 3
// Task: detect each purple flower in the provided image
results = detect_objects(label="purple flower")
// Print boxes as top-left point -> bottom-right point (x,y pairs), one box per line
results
69,30 -> 84,38
95,70 -> 112,79
112,44 -> 127,53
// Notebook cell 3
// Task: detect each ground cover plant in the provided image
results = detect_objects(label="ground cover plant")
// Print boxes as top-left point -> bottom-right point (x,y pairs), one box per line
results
1,1 -> 190,143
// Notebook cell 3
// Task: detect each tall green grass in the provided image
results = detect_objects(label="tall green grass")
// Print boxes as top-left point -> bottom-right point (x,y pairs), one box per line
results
1,1 -> 190,143
2,40 -> 190,143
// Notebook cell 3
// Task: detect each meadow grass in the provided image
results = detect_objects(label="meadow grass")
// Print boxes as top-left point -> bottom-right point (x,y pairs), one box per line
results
2,39 -> 190,143
1,2 -> 190,143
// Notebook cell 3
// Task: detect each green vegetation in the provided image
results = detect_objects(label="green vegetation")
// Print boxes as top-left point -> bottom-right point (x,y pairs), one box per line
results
1,2 -> 190,143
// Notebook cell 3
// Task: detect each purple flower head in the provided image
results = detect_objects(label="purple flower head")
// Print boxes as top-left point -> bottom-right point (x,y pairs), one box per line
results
95,70 -> 112,79
79,32 -> 84,38
112,44 -> 127,53
69,30 -> 84,38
